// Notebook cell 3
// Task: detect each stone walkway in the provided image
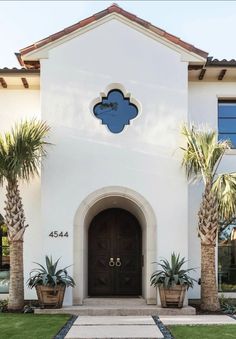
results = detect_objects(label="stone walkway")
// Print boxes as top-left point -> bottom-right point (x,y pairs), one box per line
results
160,314 -> 236,325
65,316 -> 164,338
64,315 -> 236,339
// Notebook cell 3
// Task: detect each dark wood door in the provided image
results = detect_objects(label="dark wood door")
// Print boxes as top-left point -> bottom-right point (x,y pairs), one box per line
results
88,208 -> 142,296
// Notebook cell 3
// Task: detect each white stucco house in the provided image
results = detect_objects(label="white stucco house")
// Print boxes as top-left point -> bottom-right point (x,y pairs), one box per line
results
0,4 -> 236,307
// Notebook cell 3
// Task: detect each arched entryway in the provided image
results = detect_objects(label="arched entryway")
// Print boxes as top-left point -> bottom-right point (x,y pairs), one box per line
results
73,186 -> 157,305
88,208 -> 142,296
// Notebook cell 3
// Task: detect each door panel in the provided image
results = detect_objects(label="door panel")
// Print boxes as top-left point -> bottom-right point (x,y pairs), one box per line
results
88,210 -> 114,295
88,208 -> 142,296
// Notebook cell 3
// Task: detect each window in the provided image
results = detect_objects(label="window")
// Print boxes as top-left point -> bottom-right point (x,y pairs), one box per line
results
218,222 -> 236,292
93,89 -> 138,133
218,100 -> 236,148
0,215 -> 10,293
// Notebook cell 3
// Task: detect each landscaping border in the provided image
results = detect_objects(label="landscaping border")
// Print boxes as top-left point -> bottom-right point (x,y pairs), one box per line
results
228,314 -> 236,321
152,316 -> 174,339
54,315 -> 77,339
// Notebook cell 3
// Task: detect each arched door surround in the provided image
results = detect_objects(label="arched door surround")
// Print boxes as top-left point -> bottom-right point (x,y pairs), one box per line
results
73,186 -> 157,305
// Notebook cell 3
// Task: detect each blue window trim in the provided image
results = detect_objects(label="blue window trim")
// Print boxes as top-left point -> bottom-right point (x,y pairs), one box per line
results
218,100 -> 236,148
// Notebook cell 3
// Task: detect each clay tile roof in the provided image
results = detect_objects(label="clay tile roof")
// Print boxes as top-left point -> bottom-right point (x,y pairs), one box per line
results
206,57 -> 236,67
0,67 -> 40,74
18,3 -> 208,68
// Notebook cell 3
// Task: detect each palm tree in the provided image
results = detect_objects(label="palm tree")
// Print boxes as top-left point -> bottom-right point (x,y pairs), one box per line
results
0,120 -> 50,310
181,125 -> 236,311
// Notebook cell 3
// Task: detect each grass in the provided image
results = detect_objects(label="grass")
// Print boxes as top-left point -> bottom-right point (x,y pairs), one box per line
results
169,325 -> 236,339
0,313 -> 70,339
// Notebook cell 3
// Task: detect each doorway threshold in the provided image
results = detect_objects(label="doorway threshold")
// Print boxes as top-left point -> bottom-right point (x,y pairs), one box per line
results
84,297 -> 146,306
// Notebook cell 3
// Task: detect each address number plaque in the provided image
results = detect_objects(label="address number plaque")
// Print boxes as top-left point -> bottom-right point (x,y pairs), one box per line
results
49,231 -> 69,238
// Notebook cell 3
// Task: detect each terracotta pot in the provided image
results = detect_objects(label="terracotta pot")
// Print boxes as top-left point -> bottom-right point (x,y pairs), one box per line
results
35,285 -> 66,309
158,284 -> 187,308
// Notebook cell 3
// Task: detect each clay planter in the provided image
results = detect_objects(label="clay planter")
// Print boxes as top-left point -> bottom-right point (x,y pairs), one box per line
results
36,285 -> 66,309
159,284 -> 187,308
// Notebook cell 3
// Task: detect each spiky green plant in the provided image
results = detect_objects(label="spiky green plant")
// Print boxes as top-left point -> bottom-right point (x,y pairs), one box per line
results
27,256 -> 75,288
150,253 -> 196,289
0,119 -> 50,310
181,124 -> 236,311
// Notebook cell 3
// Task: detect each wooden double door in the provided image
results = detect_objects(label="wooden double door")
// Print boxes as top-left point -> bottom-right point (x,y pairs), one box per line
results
88,208 -> 142,296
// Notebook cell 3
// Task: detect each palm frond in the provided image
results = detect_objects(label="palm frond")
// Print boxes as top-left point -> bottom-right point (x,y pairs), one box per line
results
212,173 -> 236,220
0,119 -> 50,183
181,124 -> 230,184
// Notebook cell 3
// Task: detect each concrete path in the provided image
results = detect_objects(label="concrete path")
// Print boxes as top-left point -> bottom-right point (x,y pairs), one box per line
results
160,314 -> 236,325
64,314 -> 236,339
65,316 -> 164,339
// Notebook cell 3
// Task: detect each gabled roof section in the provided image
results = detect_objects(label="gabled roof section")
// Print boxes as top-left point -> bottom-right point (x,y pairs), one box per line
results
18,3 -> 208,69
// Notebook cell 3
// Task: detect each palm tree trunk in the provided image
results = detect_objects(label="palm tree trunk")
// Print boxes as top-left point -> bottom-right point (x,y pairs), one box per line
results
4,179 -> 27,310
198,181 -> 220,311
201,243 -> 219,311
9,241 -> 24,310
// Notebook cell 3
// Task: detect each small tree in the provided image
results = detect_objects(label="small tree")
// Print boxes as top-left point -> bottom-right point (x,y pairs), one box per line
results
181,125 -> 236,311
0,120 -> 50,310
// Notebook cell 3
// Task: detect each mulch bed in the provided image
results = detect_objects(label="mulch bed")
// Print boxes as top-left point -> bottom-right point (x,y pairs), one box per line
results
189,303 -> 236,319
190,303 -> 225,315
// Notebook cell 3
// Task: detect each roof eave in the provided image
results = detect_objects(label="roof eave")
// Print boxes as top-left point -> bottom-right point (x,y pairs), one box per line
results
206,56 -> 236,67
0,67 -> 40,75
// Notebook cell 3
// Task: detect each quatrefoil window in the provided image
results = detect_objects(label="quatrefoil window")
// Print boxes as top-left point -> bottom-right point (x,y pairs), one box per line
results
93,89 -> 138,133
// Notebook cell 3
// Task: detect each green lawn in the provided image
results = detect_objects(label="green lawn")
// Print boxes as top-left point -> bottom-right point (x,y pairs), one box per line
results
0,313 -> 70,339
169,325 -> 236,339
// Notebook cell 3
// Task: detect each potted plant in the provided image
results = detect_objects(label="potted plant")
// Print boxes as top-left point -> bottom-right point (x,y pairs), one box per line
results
27,255 -> 75,308
150,252 -> 196,308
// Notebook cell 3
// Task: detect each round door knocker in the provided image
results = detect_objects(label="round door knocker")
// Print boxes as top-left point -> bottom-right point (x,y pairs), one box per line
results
109,257 -> 115,267
116,257 -> 122,267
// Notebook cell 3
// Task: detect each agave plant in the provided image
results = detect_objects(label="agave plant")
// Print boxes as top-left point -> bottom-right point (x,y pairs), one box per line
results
27,256 -> 75,288
150,253 -> 196,289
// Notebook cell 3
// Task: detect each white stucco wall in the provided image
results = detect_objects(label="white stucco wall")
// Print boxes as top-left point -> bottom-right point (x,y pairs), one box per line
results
0,89 -> 41,299
40,18 -> 189,305
188,81 -> 236,298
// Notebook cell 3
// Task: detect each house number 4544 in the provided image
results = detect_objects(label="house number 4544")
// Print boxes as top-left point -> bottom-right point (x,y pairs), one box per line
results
49,231 -> 69,238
